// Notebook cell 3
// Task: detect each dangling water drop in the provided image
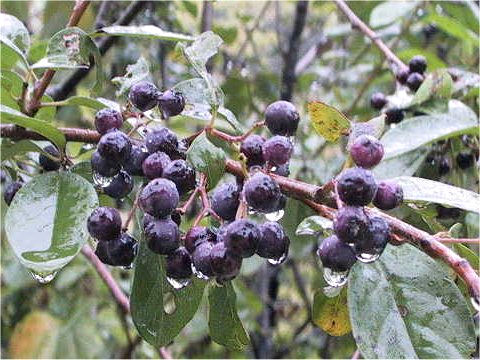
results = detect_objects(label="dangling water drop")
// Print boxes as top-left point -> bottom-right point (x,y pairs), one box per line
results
248,207 -> 258,216
267,251 -> 288,265
356,252 -> 380,263
265,209 -> 284,221
30,270 -> 57,284
123,264 -> 133,270
323,267 -> 349,287
471,296 -> 480,312
92,171 -> 113,188
167,276 -> 191,289
191,263 -> 210,280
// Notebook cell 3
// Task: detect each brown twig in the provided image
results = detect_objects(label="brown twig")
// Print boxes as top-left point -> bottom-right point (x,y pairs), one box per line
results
123,189 -> 141,232
176,187 -> 199,215
192,174 -> 221,226
207,121 -> 265,143
435,238 -> 480,244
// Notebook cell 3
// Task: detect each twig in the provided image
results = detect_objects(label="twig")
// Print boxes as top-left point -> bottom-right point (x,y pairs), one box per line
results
207,121 -> 265,143
176,187 -> 199,215
288,260 -> 312,317
123,189 -> 141,232
435,238 -> 480,244
294,36 -> 331,76
192,174 -> 221,226
352,349 -> 361,360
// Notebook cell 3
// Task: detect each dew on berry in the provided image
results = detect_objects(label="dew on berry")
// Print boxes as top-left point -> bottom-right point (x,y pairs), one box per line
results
167,277 -> 191,290
323,267 -> 349,287
92,171 -> 114,188
356,252 -> 380,263
264,209 -> 285,222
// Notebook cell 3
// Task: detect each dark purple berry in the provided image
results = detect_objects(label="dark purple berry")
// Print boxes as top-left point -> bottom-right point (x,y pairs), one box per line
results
97,130 -> 132,164
142,152 -> 171,180
385,108 -> 405,124
105,232 -> 138,267
265,100 -> 300,136
370,92 -> 387,110
103,171 -> 133,199
373,181 -> 403,210
333,206 -> 370,245
396,68 -> 410,85
166,247 -> 192,280
210,242 -> 242,282
272,163 -> 290,177
128,81 -> 160,111
221,219 -> 260,258
39,145 -> 61,171
184,226 -> 217,254
211,182 -> 240,221
94,108 -> 123,135
163,160 -> 196,195
144,217 -> 180,255
143,213 -> 155,229
456,151 -> 475,170
422,24 -> 438,41
123,145 -> 149,176
3,181 -> 22,206
95,241 -> 115,266
406,72 -> 424,92
158,90 -> 185,117
192,241 -> 215,278
171,211 -> 182,226
350,135 -> 384,169
244,172 -> 282,213
438,157 -> 451,176
91,150 -> 121,177
355,216 -> 390,257
139,178 -> 179,218
145,127 -> 178,157
262,136 -> 293,166
436,205 -> 462,219
257,221 -> 290,262
240,135 -> 265,167
409,55 -> 427,74
317,235 -> 356,272
87,206 -> 122,241
337,167 -> 377,206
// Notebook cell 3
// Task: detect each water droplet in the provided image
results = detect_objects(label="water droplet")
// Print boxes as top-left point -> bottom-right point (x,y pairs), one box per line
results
270,166 -> 278,172
92,172 -> 113,188
248,207 -> 258,216
265,209 -> 284,221
30,270 -> 57,284
470,296 -> 480,312
167,276 -> 191,289
81,143 -> 95,151
146,329 -> 157,337
356,252 -> 380,263
323,267 -> 349,287
191,263 -> 210,280
267,251 -> 288,265
123,264 -> 133,270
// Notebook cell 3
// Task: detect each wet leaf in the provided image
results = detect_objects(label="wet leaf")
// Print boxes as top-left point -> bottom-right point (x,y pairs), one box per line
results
93,25 -> 194,42
369,1 -> 417,28
308,101 -> 351,142
0,13 -> 30,68
312,287 -> 351,336
423,13 -> 479,47
112,56 -> 151,97
296,215 -> 333,236
56,96 -> 120,111
1,139 -> 44,160
411,69 -> 453,106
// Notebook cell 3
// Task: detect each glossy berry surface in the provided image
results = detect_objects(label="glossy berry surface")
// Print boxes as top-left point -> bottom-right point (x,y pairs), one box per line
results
370,92 -> 387,110
166,247 -> 192,280
333,206 -> 370,245
158,90 -> 185,117
91,150 -> 121,177
265,100 -> 300,136
350,135 -> 384,169
272,163 -> 290,177
192,241 -> 215,278
409,55 -> 427,74
240,135 -> 265,167
128,81 -> 159,111
123,145 -> 149,176
337,167 -> 377,206
139,178 -> 179,218
210,242 -> 242,281
105,232 -> 138,267
3,181 -> 22,206
87,206 -> 122,241
355,216 -> 390,256
262,136 -> 293,166
144,217 -> 180,255
39,145 -> 61,171
406,72 -> 424,92
222,219 -> 260,258
244,172 -> 282,213
456,152 -> 474,170
142,152 -> 171,180
162,159 -> 196,195
171,211 -> 182,226
97,130 -> 132,164
103,171 -> 133,199
317,235 -> 356,272
211,182 -> 240,221
373,181 -> 403,210
184,226 -> 217,254
94,108 -> 123,135
385,108 -> 405,124
257,221 -> 290,261
145,127 -> 178,157
95,241 -> 115,266
438,157 -> 451,176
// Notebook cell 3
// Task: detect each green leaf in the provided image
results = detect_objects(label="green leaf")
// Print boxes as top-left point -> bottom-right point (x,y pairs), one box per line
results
374,147 -> 428,180
423,13 -> 479,47
112,56 -> 151,97
393,176 -> 480,214
212,25 -> 238,45
296,215 -> 333,236
1,35 -> 29,69
348,244 -> 476,359
397,48 -> 447,71
181,1 -> 198,17
312,287 -> 351,336
186,132 -> 226,189
449,68 -> 480,94
131,229 -> 206,348
453,244 -> 479,271
0,13 -> 30,68
56,96 -> 120,111
93,25 -> 194,42
31,27 -> 104,95
381,101 -> 478,159
0,104 -> 66,150
308,101 -> 351,142
69,161 -> 93,183
4,172 -> 98,279
208,282 -> 250,350
369,1 -> 417,28
411,69 -> 453,106
1,139 -> 44,160
347,114 -> 385,149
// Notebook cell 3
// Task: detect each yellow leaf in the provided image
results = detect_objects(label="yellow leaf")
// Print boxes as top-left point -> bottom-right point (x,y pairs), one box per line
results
312,288 -> 351,336
308,101 -> 351,142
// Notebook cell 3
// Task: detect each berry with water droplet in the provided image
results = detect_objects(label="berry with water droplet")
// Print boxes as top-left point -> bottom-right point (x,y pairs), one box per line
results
211,182 -> 240,221
210,242 -> 242,282
139,178 -> 179,218
103,170 -> 133,199
373,181 -> 403,210
240,135 -> 266,167
158,90 -> 185,117
409,55 -> 427,74
221,219 -> 260,258
272,163 -> 290,177
123,145 -> 148,176
129,81 -> 160,111
39,145 -> 61,171
257,221 -> 290,261
87,206 -> 122,241
163,159 -> 196,195
350,135 -> 384,169
3,181 -> 22,206
265,100 -> 300,136
244,172 -> 282,213
144,217 -> 180,255
97,130 -> 132,164
166,247 -> 192,280
333,206 -> 370,245
192,241 -> 215,278
94,108 -> 123,134
406,72 -> 424,92
142,152 -> 171,180
317,235 -> 356,272
337,167 -> 377,206
262,135 -> 293,166
370,92 -> 387,110
145,127 -> 178,157
184,226 -> 217,254
456,151 -> 474,170
106,232 -> 138,267
91,150 -> 121,177
355,216 -> 390,257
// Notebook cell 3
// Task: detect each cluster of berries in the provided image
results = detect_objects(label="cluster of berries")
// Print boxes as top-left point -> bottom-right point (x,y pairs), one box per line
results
317,134 -> 404,287
370,55 -> 428,124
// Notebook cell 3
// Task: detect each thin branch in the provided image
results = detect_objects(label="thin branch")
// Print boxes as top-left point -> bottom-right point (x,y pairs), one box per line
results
352,349 -> 361,360
435,238 -> 480,244
294,36 -> 331,76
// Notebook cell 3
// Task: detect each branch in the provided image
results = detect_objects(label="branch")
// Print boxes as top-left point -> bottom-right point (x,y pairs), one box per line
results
334,0 -> 409,76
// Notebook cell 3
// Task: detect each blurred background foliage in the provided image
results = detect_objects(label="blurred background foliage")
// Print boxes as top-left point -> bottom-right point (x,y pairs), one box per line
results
1,1 -> 478,358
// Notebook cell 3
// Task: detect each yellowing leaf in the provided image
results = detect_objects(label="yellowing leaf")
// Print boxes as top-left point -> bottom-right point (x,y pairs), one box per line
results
312,288 -> 351,336
308,101 -> 351,142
